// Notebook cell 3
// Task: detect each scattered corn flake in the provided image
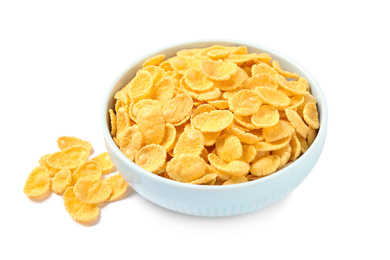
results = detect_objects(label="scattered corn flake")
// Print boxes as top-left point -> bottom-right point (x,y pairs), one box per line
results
192,110 -> 234,132
91,152 -> 115,174
137,105 -> 165,145
250,155 -> 281,177
74,179 -> 113,204
251,104 -> 280,128
228,90 -> 262,116
142,54 -> 165,68
38,154 -> 59,177
72,160 -> 102,184
23,166 -> 51,198
255,86 -> 290,107
63,186 -> 100,222
285,108 -> 309,138
51,168 -> 72,194
200,59 -> 237,81
135,144 -> 167,173
173,128 -> 204,156
166,154 -> 207,182
103,173 -> 129,202
303,102 -> 320,129
215,134 -> 243,162
47,145 -> 89,170
57,136 -> 92,155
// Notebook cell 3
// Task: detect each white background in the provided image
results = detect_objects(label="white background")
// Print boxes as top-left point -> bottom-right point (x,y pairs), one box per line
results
1,0 -> 389,259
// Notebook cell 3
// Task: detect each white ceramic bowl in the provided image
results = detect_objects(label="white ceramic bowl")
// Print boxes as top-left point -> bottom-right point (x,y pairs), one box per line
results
102,40 -> 328,217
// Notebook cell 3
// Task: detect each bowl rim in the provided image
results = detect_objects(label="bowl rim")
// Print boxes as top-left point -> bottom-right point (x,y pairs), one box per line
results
101,39 -> 328,191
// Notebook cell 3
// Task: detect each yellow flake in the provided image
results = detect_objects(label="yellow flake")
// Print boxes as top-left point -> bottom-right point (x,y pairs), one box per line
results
57,136 -> 93,155
72,160 -> 102,184
63,186 -> 100,222
173,128 -> 204,156
103,174 -> 129,202
215,134 -> 243,162
136,144 -> 167,173
303,102 -> 320,129
250,155 -> 281,177
91,152 -> 115,174
251,104 -> 280,128
228,89 -> 262,116
200,59 -> 238,81
192,110 -> 234,132
285,108 -> 309,138
255,86 -> 290,107
74,179 -> 113,204
51,168 -> 72,194
166,154 -> 207,182
47,145 -> 89,170
23,166 -> 51,198
137,106 -> 165,145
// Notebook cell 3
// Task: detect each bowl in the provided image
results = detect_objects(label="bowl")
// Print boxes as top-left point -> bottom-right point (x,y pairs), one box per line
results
102,40 -> 328,217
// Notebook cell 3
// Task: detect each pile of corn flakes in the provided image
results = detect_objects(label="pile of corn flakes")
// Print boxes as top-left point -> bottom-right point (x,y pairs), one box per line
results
110,45 -> 320,185
23,136 -> 128,222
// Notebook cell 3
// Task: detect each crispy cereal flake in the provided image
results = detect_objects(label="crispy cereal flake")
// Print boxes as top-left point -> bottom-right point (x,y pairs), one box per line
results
51,168 -> 72,194
303,102 -> 320,129
23,166 -> 51,198
63,186 -> 100,222
57,136 -> 93,155
72,160 -> 102,184
250,155 -> 281,177
200,59 -> 237,81
166,154 -> 206,182
74,179 -> 113,204
135,144 -> 167,173
192,110 -> 233,132
47,145 -> 89,170
91,152 -> 115,174
103,174 -> 129,202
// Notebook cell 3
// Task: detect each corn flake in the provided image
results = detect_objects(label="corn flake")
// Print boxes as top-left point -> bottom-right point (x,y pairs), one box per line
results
250,155 -> 281,177
303,102 -> 320,129
262,120 -> 294,142
162,93 -> 193,124
127,70 -> 153,102
91,152 -> 115,174
255,86 -> 290,107
137,106 -> 165,145
51,168 -> 72,194
200,59 -> 237,81
63,186 -> 100,222
251,104 -> 280,128
173,128 -> 204,156
57,136 -> 92,155
285,108 -> 309,138
135,144 -> 167,173
47,145 -> 89,170
103,174 -> 129,202
142,54 -> 165,68
215,134 -> 243,162
228,90 -> 262,116
72,160 -> 102,184
23,166 -> 51,198
74,179 -> 113,204
192,110 -> 233,132
166,154 -> 207,182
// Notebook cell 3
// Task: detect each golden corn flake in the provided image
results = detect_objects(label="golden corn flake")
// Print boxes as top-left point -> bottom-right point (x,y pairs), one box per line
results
303,102 -> 320,129
255,86 -> 290,107
215,134 -> 242,162
109,45 -> 321,185
184,68 -> 214,92
38,154 -> 59,177
127,70 -> 153,102
109,109 -> 117,136
262,120 -> 294,143
57,136 -> 93,155
72,160 -> 102,184
135,144 -> 166,173
254,135 -> 291,152
160,123 -> 177,151
251,104 -> 280,128
166,154 -> 206,182
192,110 -> 233,132
91,152 -> 115,174
47,145 -> 89,170
228,90 -> 262,116
207,153 -> 249,176
162,93 -> 193,124
200,59 -> 237,81
74,179 -> 113,204
213,67 -> 248,91
137,106 -> 165,145
51,168 -> 72,194
23,166 -> 51,198
103,174 -> 129,202
223,175 -> 248,185
142,54 -> 165,68
63,186 -> 100,222
285,108 -> 309,138
173,128 -> 204,156
250,155 -> 281,177
244,73 -> 279,90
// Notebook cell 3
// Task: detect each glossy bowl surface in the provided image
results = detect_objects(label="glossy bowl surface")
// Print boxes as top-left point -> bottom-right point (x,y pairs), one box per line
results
102,40 -> 328,217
